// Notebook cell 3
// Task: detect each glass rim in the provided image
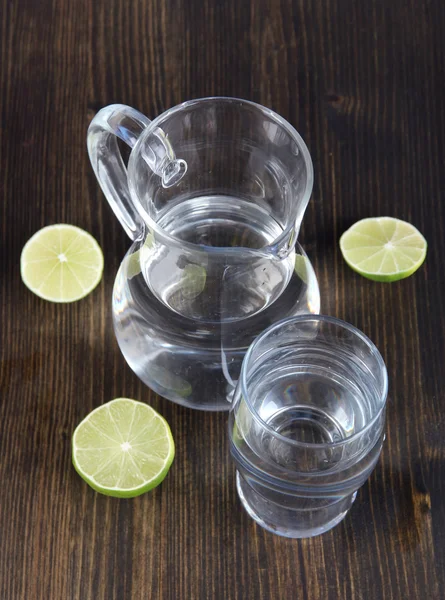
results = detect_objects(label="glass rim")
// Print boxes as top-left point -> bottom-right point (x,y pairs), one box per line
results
128,96 -> 314,256
240,314 -> 388,449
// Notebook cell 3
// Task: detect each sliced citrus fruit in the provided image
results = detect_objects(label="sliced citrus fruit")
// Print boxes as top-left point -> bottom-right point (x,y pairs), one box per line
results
150,365 -> 192,398
72,398 -> 175,498
180,264 -> 207,299
340,217 -> 427,282
123,232 -> 154,280
294,254 -> 310,284
21,224 -> 104,302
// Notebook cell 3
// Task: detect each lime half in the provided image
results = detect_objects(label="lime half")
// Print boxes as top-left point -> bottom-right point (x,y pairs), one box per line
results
72,398 -> 175,498
294,255 -> 310,284
340,217 -> 427,282
21,224 -> 104,302
180,264 -> 207,299
124,232 -> 155,280
150,365 -> 192,398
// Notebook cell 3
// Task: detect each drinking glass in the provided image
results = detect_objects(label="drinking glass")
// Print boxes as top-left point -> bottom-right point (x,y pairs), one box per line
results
229,315 -> 388,538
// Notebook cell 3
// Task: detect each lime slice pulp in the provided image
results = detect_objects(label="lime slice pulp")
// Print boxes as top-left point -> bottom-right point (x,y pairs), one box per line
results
72,398 -> 175,498
180,264 -> 207,299
21,224 -> 104,302
340,217 -> 427,282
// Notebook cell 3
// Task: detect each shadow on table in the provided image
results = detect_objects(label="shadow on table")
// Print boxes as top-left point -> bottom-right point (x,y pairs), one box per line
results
343,462 -> 428,554
162,401 -> 247,527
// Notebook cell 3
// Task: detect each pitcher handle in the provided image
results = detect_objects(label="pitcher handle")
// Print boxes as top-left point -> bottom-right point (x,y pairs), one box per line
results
87,104 -> 153,240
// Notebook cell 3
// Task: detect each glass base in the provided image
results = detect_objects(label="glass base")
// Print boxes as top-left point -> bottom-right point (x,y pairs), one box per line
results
236,471 -> 357,539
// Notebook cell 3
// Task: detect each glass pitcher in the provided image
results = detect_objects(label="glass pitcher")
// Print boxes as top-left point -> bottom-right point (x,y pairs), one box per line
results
87,97 -> 320,411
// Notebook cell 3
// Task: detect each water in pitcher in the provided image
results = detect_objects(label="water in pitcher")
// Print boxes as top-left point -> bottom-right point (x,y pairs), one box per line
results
157,196 -> 284,248
113,196 -> 320,411
151,195 -> 295,319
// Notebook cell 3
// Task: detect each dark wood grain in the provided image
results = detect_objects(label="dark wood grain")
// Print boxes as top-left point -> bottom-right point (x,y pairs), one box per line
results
1,0 -> 444,598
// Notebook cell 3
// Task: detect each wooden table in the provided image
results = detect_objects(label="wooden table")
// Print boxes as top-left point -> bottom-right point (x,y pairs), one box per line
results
1,0 -> 444,598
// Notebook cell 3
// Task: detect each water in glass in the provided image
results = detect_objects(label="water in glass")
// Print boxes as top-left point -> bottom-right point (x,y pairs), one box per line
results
229,316 -> 388,537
